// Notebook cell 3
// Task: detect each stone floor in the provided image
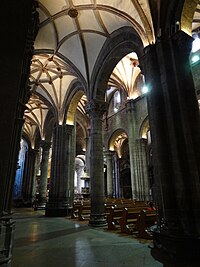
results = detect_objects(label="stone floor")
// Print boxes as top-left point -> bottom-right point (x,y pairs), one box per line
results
10,208 -> 162,267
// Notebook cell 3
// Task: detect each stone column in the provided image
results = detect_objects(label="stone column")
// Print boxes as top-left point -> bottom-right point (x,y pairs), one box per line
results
68,125 -> 75,205
22,148 -> 38,206
45,124 -> 74,217
36,140 -> 51,208
105,150 -> 114,198
135,138 -> 150,201
85,128 -> 91,176
0,1 -> 38,264
142,30 -> 200,265
113,151 -> 120,198
31,147 -> 41,203
86,99 -> 108,226
126,99 -> 137,199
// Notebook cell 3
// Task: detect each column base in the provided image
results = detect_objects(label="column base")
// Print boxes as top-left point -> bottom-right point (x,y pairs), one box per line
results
0,257 -> 11,266
34,201 -> 46,210
89,213 -> 107,227
45,203 -> 72,217
0,214 -> 15,266
151,230 -> 200,267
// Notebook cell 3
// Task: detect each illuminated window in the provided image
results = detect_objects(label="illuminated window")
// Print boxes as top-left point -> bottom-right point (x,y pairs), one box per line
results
192,37 -> 200,53
191,55 -> 200,63
113,91 -> 121,112
142,85 -> 148,94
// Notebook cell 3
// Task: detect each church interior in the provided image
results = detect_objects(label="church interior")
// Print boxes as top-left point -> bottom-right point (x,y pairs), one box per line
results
1,1 -> 200,266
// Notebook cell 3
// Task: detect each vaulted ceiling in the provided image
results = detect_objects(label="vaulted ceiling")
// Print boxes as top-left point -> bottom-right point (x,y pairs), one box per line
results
23,0 -> 200,147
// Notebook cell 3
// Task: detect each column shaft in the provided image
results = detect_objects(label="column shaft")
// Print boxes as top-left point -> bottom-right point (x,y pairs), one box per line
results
45,124 -> 74,217
135,139 -> 150,201
105,151 -> 114,197
31,148 -> 41,204
22,148 -> 38,206
113,152 -> 120,198
36,141 -> 51,208
142,30 -> 200,264
126,100 -> 137,199
86,99 -> 108,226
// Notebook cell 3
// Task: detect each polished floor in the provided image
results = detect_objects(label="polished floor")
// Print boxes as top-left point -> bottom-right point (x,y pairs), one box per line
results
11,208 -> 162,267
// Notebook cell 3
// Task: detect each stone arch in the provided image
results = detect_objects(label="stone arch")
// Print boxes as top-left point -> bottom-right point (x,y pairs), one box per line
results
108,128 -> 128,158
181,0 -> 199,35
139,116 -> 149,139
63,80 -> 86,126
90,26 -> 144,101
43,110 -> 56,142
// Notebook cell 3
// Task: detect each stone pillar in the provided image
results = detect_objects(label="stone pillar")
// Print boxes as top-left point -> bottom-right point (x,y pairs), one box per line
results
113,151 -> 120,198
86,99 -> 108,226
31,147 -> 41,203
22,148 -> 38,206
126,99 -> 137,199
105,150 -> 114,198
0,1 -> 38,264
135,138 -> 150,201
85,129 -> 91,176
68,125 -> 75,205
36,141 -> 51,208
45,124 -> 74,217
142,30 -> 200,265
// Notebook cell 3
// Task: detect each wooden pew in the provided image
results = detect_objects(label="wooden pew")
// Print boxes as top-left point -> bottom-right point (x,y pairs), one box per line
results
134,200 -> 148,207
71,201 -> 82,219
118,207 -> 145,234
78,204 -> 91,221
71,199 -> 90,219
106,201 -> 147,231
107,206 -> 124,230
136,209 -> 157,239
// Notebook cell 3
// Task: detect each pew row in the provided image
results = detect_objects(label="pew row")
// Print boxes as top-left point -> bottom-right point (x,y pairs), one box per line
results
136,209 -> 157,239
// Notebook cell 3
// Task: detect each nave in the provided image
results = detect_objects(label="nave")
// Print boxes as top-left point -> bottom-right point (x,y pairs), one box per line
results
11,208 -> 161,267
1,1 -> 200,267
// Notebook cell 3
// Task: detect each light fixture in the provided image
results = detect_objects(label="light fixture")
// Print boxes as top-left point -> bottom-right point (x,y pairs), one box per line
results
191,55 -> 200,64
142,85 -> 148,94
192,37 -> 200,53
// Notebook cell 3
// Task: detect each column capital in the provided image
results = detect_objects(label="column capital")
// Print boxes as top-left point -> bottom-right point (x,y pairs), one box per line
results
86,99 -> 108,119
136,138 -> 148,145
55,124 -> 74,134
125,99 -> 136,113
65,124 -> 74,134
28,147 -> 39,156
40,140 -> 51,151
171,30 -> 194,57
104,150 -> 115,159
